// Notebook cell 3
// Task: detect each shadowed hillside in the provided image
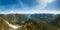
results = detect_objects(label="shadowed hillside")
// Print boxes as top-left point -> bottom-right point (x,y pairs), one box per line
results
17,19 -> 58,30
49,15 -> 60,28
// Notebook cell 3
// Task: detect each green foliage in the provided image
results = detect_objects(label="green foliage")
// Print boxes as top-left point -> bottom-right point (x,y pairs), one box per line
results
49,16 -> 60,28
20,19 -> 58,30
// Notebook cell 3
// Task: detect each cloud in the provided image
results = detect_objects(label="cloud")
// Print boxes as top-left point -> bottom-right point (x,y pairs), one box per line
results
35,0 -> 48,9
18,0 -> 38,10
0,0 -> 58,14
35,0 -> 56,9
0,9 -> 60,14
19,0 -> 28,10
47,0 -> 56,3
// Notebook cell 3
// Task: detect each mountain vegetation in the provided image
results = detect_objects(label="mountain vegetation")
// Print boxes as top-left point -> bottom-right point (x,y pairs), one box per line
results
0,14 -> 28,25
0,17 -> 10,30
49,15 -> 60,28
0,14 -> 60,30
30,14 -> 56,23
18,19 -> 58,30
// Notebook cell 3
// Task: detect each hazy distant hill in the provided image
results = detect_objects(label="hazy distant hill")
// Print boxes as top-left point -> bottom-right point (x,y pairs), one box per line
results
30,14 -> 56,23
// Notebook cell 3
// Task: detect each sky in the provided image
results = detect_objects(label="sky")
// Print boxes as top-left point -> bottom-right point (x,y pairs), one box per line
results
0,0 -> 60,14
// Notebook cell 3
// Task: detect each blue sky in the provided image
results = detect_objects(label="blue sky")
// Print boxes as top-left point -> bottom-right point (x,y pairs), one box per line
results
45,0 -> 60,10
0,0 -> 60,14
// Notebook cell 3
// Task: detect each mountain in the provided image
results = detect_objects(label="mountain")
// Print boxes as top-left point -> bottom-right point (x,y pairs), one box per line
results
18,19 -> 58,30
0,14 -> 28,25
30,14 -> 56,23
49,14 -> 60,28
0,14 -> 59,30
0,17 -> 10,30
0,17 -> 22,30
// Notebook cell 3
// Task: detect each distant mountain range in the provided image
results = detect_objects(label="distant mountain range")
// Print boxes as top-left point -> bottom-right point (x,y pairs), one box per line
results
0,14 -> 59,23
0,14 -> 28,25
30,14 -> 58,23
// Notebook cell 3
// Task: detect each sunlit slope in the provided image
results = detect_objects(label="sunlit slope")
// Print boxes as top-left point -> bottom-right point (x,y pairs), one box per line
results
0,17 -> 9,30
0,17 -> 21,30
